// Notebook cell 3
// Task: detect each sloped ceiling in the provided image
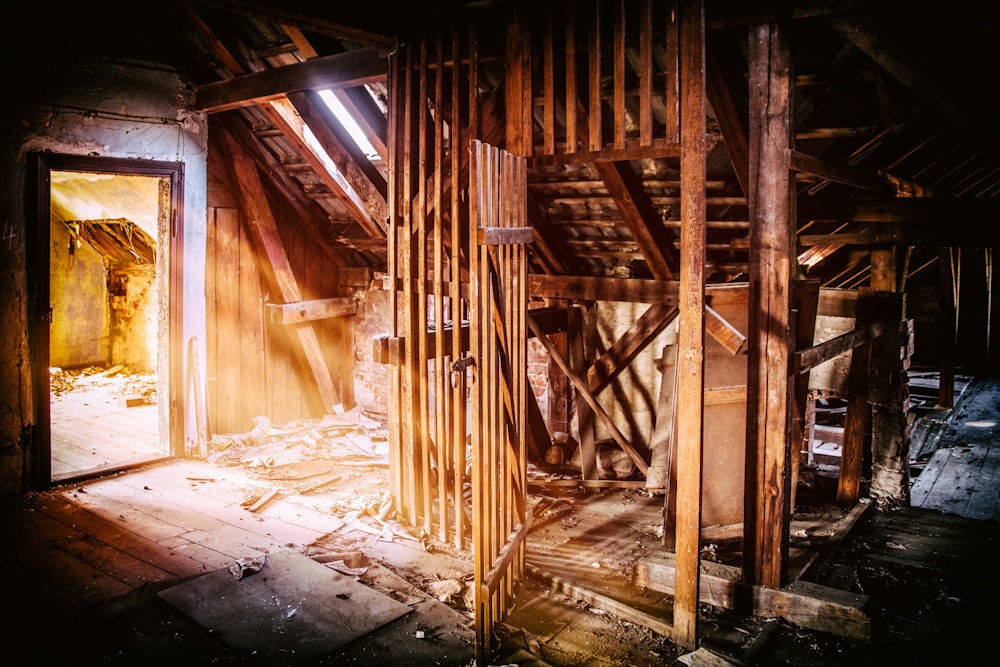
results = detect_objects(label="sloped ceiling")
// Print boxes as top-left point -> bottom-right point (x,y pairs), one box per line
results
11,0 -> 1000,289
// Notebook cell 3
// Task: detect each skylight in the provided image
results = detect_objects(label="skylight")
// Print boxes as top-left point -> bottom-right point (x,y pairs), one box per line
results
318,90 -> 380,162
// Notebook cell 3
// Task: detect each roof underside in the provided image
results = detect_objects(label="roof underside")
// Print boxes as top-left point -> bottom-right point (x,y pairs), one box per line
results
15,0 -> 1000,289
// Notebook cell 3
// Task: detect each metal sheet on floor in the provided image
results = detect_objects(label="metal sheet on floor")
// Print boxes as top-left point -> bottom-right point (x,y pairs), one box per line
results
157,549 -> 412,663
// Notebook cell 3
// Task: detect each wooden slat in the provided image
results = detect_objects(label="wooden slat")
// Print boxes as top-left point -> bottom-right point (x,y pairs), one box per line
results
664,0 -> 680,143
506,11 -> 526,156
433,30 -> 449,543
478,226 -> 534,245
613,0 -> 626,150
451,24 -> 467,550
639,0 -> 654,146
588,0 -> 602,152
565,8 -> 578,153
543,9 -> 555,155
417,34 -> 432,537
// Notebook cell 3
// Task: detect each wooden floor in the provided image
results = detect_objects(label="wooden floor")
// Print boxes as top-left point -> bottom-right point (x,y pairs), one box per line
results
909,376 -> 1000,519
50,368 -> 163,482
4,375 -> 1000,665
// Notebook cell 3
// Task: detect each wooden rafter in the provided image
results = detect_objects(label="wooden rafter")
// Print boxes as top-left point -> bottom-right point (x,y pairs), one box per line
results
214,115 -> 347,266
287,90 -> 388,236
221,125 -> 342,412
281,26 -> 389,164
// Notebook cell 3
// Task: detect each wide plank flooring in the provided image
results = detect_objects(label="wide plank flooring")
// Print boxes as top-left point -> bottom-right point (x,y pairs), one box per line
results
910,376 -> 1000,520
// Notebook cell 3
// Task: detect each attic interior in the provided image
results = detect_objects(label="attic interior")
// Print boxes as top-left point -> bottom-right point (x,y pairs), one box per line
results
5,0 -> 1000,665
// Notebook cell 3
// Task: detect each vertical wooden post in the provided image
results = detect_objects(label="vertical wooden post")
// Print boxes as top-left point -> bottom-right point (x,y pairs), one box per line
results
673,0 -> 706,650
569,305 -> 598,480
588,0 -> 602,152
938,248 -> 956,408
387,49 -> 403,514
838,288 -> 874,507
868,292 -> 911,507
744,19 -> 793,590
613,0 -> 626,149
790,280 -> 820,512
565,6 -> 577,154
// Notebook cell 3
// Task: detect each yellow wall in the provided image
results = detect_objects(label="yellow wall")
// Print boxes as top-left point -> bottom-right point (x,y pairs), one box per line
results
49,218 -> 108,368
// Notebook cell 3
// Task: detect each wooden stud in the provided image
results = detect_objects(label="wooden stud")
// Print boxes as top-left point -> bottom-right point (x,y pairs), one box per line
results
565,7 -> 578,154
543,9 -> 555,155
589,0 -> 602,152
639,0 -> 654,146
673,0 -> 706,649
613,0 -> 626,149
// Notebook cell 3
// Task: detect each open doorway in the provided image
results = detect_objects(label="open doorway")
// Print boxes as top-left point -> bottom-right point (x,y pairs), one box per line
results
29,154 -> 185,488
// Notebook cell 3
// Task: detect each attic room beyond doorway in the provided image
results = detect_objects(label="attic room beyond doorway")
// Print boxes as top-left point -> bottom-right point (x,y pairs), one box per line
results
33,158 -> 182,486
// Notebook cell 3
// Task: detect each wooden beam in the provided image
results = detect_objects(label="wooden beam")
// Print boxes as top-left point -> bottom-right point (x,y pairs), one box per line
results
744,19 -> 793,591
793,321 -> 884,374
587,304 -> 679,396
281,25 -> 389,163
527,313 -> 649,476
789,150 -> 892,194
266,297 -> 357,324
673,0 -> 707,649
568,90 -> 678,279
526,140 -> 682,165
264,98 -> 387,239
373,306 -> 568,364
195,47 -> 389,113
191,0 -> 395,47
801,222 -> 1000,249
222,126 -> 341,411
790,280 -> 821,512
635,555 -> 871,641
704,304 -> 746,355
526,192 -> 579,275
528,274 -> 680,304
596,160 -> 677,279
827,12 -> 977,132
838,288 -> 875,506
289,90 -> 388,233
706,38 -> 750,197
850,197 -> 1000,223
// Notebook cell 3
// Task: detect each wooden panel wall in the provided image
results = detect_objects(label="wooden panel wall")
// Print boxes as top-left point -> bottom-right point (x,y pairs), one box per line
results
205,198 -> 349,436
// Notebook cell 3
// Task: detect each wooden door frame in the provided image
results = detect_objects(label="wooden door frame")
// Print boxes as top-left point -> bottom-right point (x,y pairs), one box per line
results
27,153 -> 185,490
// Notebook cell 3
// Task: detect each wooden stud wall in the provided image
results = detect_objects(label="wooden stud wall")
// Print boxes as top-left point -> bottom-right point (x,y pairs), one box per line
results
387,24 -> 479,549
205,149 -> 352,436
508,0 -> 682,164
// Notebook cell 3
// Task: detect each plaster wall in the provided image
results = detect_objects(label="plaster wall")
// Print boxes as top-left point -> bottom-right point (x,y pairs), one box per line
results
586,301 -> 675,455
0,57 -> 207,495
49,218 -> 109,368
